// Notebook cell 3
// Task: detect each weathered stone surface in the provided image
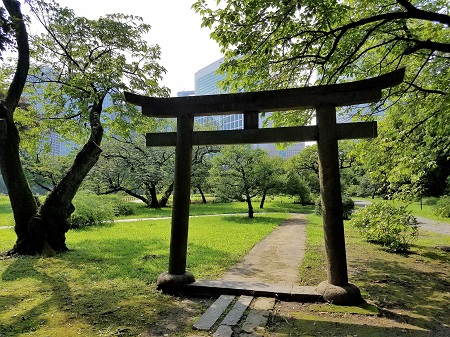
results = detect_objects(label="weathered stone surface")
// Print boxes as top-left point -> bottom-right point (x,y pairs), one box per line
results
213,325 -> 233,337
193,295 -> 234,331
317,281 -> 363,305
241,297 -> 275,334
156,271 -> 195,294
221,295 -> 253,326
185,280 -> 323,302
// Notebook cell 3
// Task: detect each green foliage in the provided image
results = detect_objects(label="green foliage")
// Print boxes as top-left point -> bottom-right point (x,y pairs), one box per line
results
342,197 -> 355,220
13,0 -> 169,150
100,194 -> 136,216
194,0 -> 450,200
433,195 -> 450,218
350,202 -> 419,252
70,192 -> 116,228
86,137 -> 175,207
284,172 -> 312,204
423,197 -> 439,206
209,145 -> 270,201
315,196 -> 355,220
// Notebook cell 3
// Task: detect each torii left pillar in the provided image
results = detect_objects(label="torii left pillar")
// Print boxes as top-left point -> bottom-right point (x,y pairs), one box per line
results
156,114 -> 196,292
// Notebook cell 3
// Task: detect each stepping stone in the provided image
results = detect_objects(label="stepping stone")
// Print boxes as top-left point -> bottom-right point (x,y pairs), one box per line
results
241,297 -> 276,334
221,295 -> 253,326
193,295 -> 234,331
213,325 -> 233,337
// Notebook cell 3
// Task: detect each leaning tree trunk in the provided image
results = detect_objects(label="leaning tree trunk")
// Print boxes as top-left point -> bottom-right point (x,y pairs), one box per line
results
246,193 -> 254,218
158,182 -> 173,207
36,140 -> 102,254
11,101 -> 104,255
259,192 -> 266,209
197,184 -> 207,204
0,0 -> 40,254
0,119 -> 38,254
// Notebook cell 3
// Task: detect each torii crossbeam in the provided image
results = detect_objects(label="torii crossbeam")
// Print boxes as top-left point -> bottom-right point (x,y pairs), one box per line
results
125,68 -> 405,305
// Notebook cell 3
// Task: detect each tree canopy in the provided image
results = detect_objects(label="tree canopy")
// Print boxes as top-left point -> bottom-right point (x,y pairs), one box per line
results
0,0 -> 168,255
194,0 -> 450,198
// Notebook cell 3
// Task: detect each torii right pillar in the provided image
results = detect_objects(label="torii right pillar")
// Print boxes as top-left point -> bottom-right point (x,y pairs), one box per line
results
316,104 -> 362,305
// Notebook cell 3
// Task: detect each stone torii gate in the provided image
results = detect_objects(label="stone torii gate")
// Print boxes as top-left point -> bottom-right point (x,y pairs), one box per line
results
125,68 -> 405,305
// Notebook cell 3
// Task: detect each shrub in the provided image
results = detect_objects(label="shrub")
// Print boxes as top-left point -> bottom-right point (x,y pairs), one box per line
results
100,194 -> 136,216
70,192 -> 116,228
423,197 -> 439,206
350,201 -> 419,252
315,196 -> 355,220
433,196 -> 450,218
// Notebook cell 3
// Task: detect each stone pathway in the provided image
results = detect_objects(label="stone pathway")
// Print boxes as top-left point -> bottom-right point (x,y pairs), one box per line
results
189,213 -> 308,336
220,213 -> 307,285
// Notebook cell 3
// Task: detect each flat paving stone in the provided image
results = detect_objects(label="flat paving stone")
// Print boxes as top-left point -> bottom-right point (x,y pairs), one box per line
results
221,295 -> 253,326
193,294 -> 234,331
241,297 -> 276,334
185,279 -> 323,302
213,325 -> 233,337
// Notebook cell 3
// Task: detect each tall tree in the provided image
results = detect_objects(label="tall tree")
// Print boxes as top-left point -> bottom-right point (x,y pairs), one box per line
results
191,144 -> 220,204
209,145 -> 273,218
86,137 -> 175,208
194,0 -> 450,198
0,0 -> 168,255
0,0 -> 37,255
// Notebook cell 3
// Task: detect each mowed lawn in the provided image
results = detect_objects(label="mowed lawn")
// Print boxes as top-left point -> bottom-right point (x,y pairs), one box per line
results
0,200 -> 298,337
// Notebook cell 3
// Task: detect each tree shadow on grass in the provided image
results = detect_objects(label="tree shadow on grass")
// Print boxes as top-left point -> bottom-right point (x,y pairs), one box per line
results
0,239 -> 233,336
269,309 -> 434,337
217,215 -> 290,225
351,249 -> 450,336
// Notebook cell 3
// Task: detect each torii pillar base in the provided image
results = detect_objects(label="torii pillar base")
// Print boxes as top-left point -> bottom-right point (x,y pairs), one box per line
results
317,281 -> 362,305
156,271 -> 195,294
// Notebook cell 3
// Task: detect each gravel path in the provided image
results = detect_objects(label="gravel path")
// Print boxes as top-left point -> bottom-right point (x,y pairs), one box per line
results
220,213 -> 307,285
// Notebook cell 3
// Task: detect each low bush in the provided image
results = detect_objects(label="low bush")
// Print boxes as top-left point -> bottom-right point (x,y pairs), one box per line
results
100,194 -> 136,216
432,196 -> 450,218
423,197 -> 439,206
70,192 -> 116,228
315,196 -> 355,220
350,201 -> 419,252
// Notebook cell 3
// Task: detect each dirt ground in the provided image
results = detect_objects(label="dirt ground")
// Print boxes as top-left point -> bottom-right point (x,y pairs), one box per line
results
145,213 -> 450,336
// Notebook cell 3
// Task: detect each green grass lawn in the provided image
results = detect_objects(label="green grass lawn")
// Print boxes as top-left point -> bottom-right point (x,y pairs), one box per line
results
0,195 -> 13,227
278,213 -> 450,336
118,197 -> 313,219
2,194 -> 450,336
0,208 -> 292,337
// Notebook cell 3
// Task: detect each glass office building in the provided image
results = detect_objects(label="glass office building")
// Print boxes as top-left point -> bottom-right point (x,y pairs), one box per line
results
192,58 -> 304,158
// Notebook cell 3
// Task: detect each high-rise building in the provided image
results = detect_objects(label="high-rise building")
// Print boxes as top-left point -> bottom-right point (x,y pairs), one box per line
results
193,58 -> 304,158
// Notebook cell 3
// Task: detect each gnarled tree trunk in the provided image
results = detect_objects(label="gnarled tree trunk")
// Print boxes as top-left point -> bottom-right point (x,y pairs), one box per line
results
158,182 -> 173,207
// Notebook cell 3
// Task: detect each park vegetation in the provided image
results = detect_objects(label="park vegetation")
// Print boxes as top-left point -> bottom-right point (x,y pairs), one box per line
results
0,0 -> 168,255
0,0 -> 448,260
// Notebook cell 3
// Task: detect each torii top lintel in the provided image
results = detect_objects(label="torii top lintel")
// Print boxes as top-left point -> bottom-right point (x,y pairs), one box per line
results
124,68 -> 405,118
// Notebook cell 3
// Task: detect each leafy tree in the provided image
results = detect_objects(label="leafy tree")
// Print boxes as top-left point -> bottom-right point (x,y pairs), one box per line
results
86,137 -> 175,208
258,155 -> 285,208
286,142 -> 354,195
209,145 -> 273,218
283,171 -> 312,205
194,0 -> 450,199
191,144 -> 221,203
0,0 -> 167,255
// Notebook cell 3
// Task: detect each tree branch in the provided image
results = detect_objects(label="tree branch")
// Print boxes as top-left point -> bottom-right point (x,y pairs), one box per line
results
2,0 -> 29,119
